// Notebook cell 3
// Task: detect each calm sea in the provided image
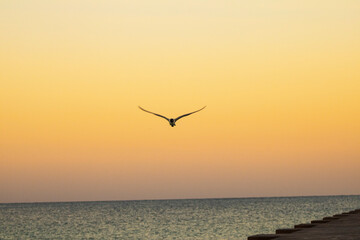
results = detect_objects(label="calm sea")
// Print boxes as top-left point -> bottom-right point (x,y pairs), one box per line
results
1,195 -> 359,239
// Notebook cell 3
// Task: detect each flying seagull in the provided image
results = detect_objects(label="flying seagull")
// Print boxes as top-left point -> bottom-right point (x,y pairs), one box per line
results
138,106 -> 206,127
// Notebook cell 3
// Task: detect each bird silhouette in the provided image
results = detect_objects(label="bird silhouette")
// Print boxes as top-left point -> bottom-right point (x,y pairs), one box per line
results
138,106 -> 206,127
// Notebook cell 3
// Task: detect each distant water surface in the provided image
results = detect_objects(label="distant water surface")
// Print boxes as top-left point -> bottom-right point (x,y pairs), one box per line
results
1,195 -> 360,239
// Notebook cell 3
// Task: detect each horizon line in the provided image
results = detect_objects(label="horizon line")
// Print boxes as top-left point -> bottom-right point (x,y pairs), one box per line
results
1,193 -> 359,205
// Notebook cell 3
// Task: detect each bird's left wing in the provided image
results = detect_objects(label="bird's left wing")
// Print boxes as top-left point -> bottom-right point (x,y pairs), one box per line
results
138,106 -> 169,121
174,106 -> 206,122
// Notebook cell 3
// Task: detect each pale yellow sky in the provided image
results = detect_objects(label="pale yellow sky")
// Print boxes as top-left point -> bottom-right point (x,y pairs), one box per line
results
1,1 -> 360,203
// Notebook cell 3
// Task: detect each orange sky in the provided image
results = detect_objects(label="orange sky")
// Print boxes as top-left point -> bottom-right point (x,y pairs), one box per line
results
1,1 -> 360,203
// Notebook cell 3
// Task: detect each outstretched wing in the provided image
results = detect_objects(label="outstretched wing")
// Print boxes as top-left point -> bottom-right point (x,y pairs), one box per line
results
138,106 -> 169,121
175,106 -> 206,122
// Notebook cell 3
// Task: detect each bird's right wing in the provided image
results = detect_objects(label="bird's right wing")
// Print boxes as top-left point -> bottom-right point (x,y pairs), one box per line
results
138,106 -> 169,121
174,106 -> 206,122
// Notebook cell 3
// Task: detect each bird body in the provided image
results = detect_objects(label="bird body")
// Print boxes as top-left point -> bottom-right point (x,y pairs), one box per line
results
169,118 -> 176,127
138,106 -> 206,127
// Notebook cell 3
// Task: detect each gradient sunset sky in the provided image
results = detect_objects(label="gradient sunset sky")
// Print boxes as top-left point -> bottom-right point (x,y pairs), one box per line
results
1,1 -> 359,203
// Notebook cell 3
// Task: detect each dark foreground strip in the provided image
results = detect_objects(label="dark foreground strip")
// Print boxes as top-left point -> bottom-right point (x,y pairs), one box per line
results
247,208 -> 360,240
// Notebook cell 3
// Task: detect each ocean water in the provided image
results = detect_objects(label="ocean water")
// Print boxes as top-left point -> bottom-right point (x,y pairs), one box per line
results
1,195 -> 359,239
